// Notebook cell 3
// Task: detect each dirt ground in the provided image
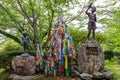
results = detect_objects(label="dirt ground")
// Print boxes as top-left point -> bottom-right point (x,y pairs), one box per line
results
46,76 -> 78,80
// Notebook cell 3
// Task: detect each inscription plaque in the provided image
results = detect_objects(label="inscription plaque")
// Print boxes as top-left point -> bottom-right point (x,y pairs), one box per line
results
86,47 -> 98,55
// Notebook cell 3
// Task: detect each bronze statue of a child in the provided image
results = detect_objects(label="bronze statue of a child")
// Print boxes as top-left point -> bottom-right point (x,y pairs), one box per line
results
21,31 -> 30,57
85,3 -> 97,40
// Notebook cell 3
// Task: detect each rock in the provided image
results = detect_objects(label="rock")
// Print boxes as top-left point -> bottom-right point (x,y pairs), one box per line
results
72,78 -> 81,80
12,55 -> 35,76
92,72 -> 104,79
80,73 -> 93,80
71,70 -> 80,77
9,74 -> 45,80
103,71 -> 114,80
72,65 -> 79,71
78,40 -> 104,73
72,79 -> 76,80
71,72 -> 77,77
75,78 -> 81,80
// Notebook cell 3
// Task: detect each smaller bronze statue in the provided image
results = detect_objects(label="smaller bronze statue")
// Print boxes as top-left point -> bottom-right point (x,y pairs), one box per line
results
85,3 -> 97,40
21,31 -> 30,57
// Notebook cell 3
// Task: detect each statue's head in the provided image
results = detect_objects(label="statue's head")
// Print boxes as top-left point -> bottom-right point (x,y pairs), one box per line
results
22,31 -> 27,37
92,7 -> 96,13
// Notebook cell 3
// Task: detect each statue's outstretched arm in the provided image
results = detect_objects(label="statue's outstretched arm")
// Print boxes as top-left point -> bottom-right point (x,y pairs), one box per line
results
85,3 -> 93,14
85,7 -> 90,14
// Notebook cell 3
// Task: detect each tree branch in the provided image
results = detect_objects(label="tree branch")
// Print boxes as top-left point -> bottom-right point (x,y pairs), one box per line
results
0,29 -> 21,44
0,4 -> 24,31
43,10 -> 54,48
66,0 -> 87,24
17,0 -> 33,27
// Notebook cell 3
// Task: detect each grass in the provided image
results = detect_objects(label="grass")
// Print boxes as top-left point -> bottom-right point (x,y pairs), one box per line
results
105,60 -> 120,80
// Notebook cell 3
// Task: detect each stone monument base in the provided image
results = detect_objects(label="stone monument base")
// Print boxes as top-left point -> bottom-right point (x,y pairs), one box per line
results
12,55 -> 35,76
78,40 -> 104,74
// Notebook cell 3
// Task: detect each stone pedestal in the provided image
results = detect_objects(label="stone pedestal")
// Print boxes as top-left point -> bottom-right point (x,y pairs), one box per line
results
78,40 -> 104,74
12,55 -> 35,76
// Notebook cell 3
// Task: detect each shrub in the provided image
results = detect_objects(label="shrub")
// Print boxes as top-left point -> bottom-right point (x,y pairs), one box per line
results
114,51 -> 120,60
0,40 -> 22,52
104,50 -> 114,61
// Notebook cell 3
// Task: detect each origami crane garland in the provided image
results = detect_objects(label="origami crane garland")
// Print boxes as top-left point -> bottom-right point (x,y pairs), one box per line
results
45,16 -> 76,76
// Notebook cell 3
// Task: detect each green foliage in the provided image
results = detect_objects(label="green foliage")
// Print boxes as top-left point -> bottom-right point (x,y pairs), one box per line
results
0,68 -> 5,79
0,51 -> 22,70
68,27 -> 86,51
0,0 -> 118,51
0,39 -> 22,52
104,50 -> 114,61
114,51 -> 120,60
68,27 -> 107,53
1,0 -> 108,50
103,7 -> 120,52
105,60 -> 120,80
0,0 -> 78,49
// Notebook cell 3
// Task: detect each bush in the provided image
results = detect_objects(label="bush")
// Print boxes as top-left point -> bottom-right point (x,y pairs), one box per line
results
0,68 -> 6,76
104,50 -> 114,61
0,40 -> 22,52
0,51 -> 21,71
114,51 -> 120,60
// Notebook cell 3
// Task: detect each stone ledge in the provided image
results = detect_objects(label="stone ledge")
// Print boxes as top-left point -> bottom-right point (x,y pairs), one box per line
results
103,71 -> 114,79
80,73 -> 93,80
8,71 -> 114,80
71,70 -> 114,80
92,72 -> 104,79
9,74 -> 45,80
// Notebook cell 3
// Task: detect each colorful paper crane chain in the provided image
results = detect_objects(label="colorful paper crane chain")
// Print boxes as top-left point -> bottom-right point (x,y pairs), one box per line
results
45,16 -> 76,76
